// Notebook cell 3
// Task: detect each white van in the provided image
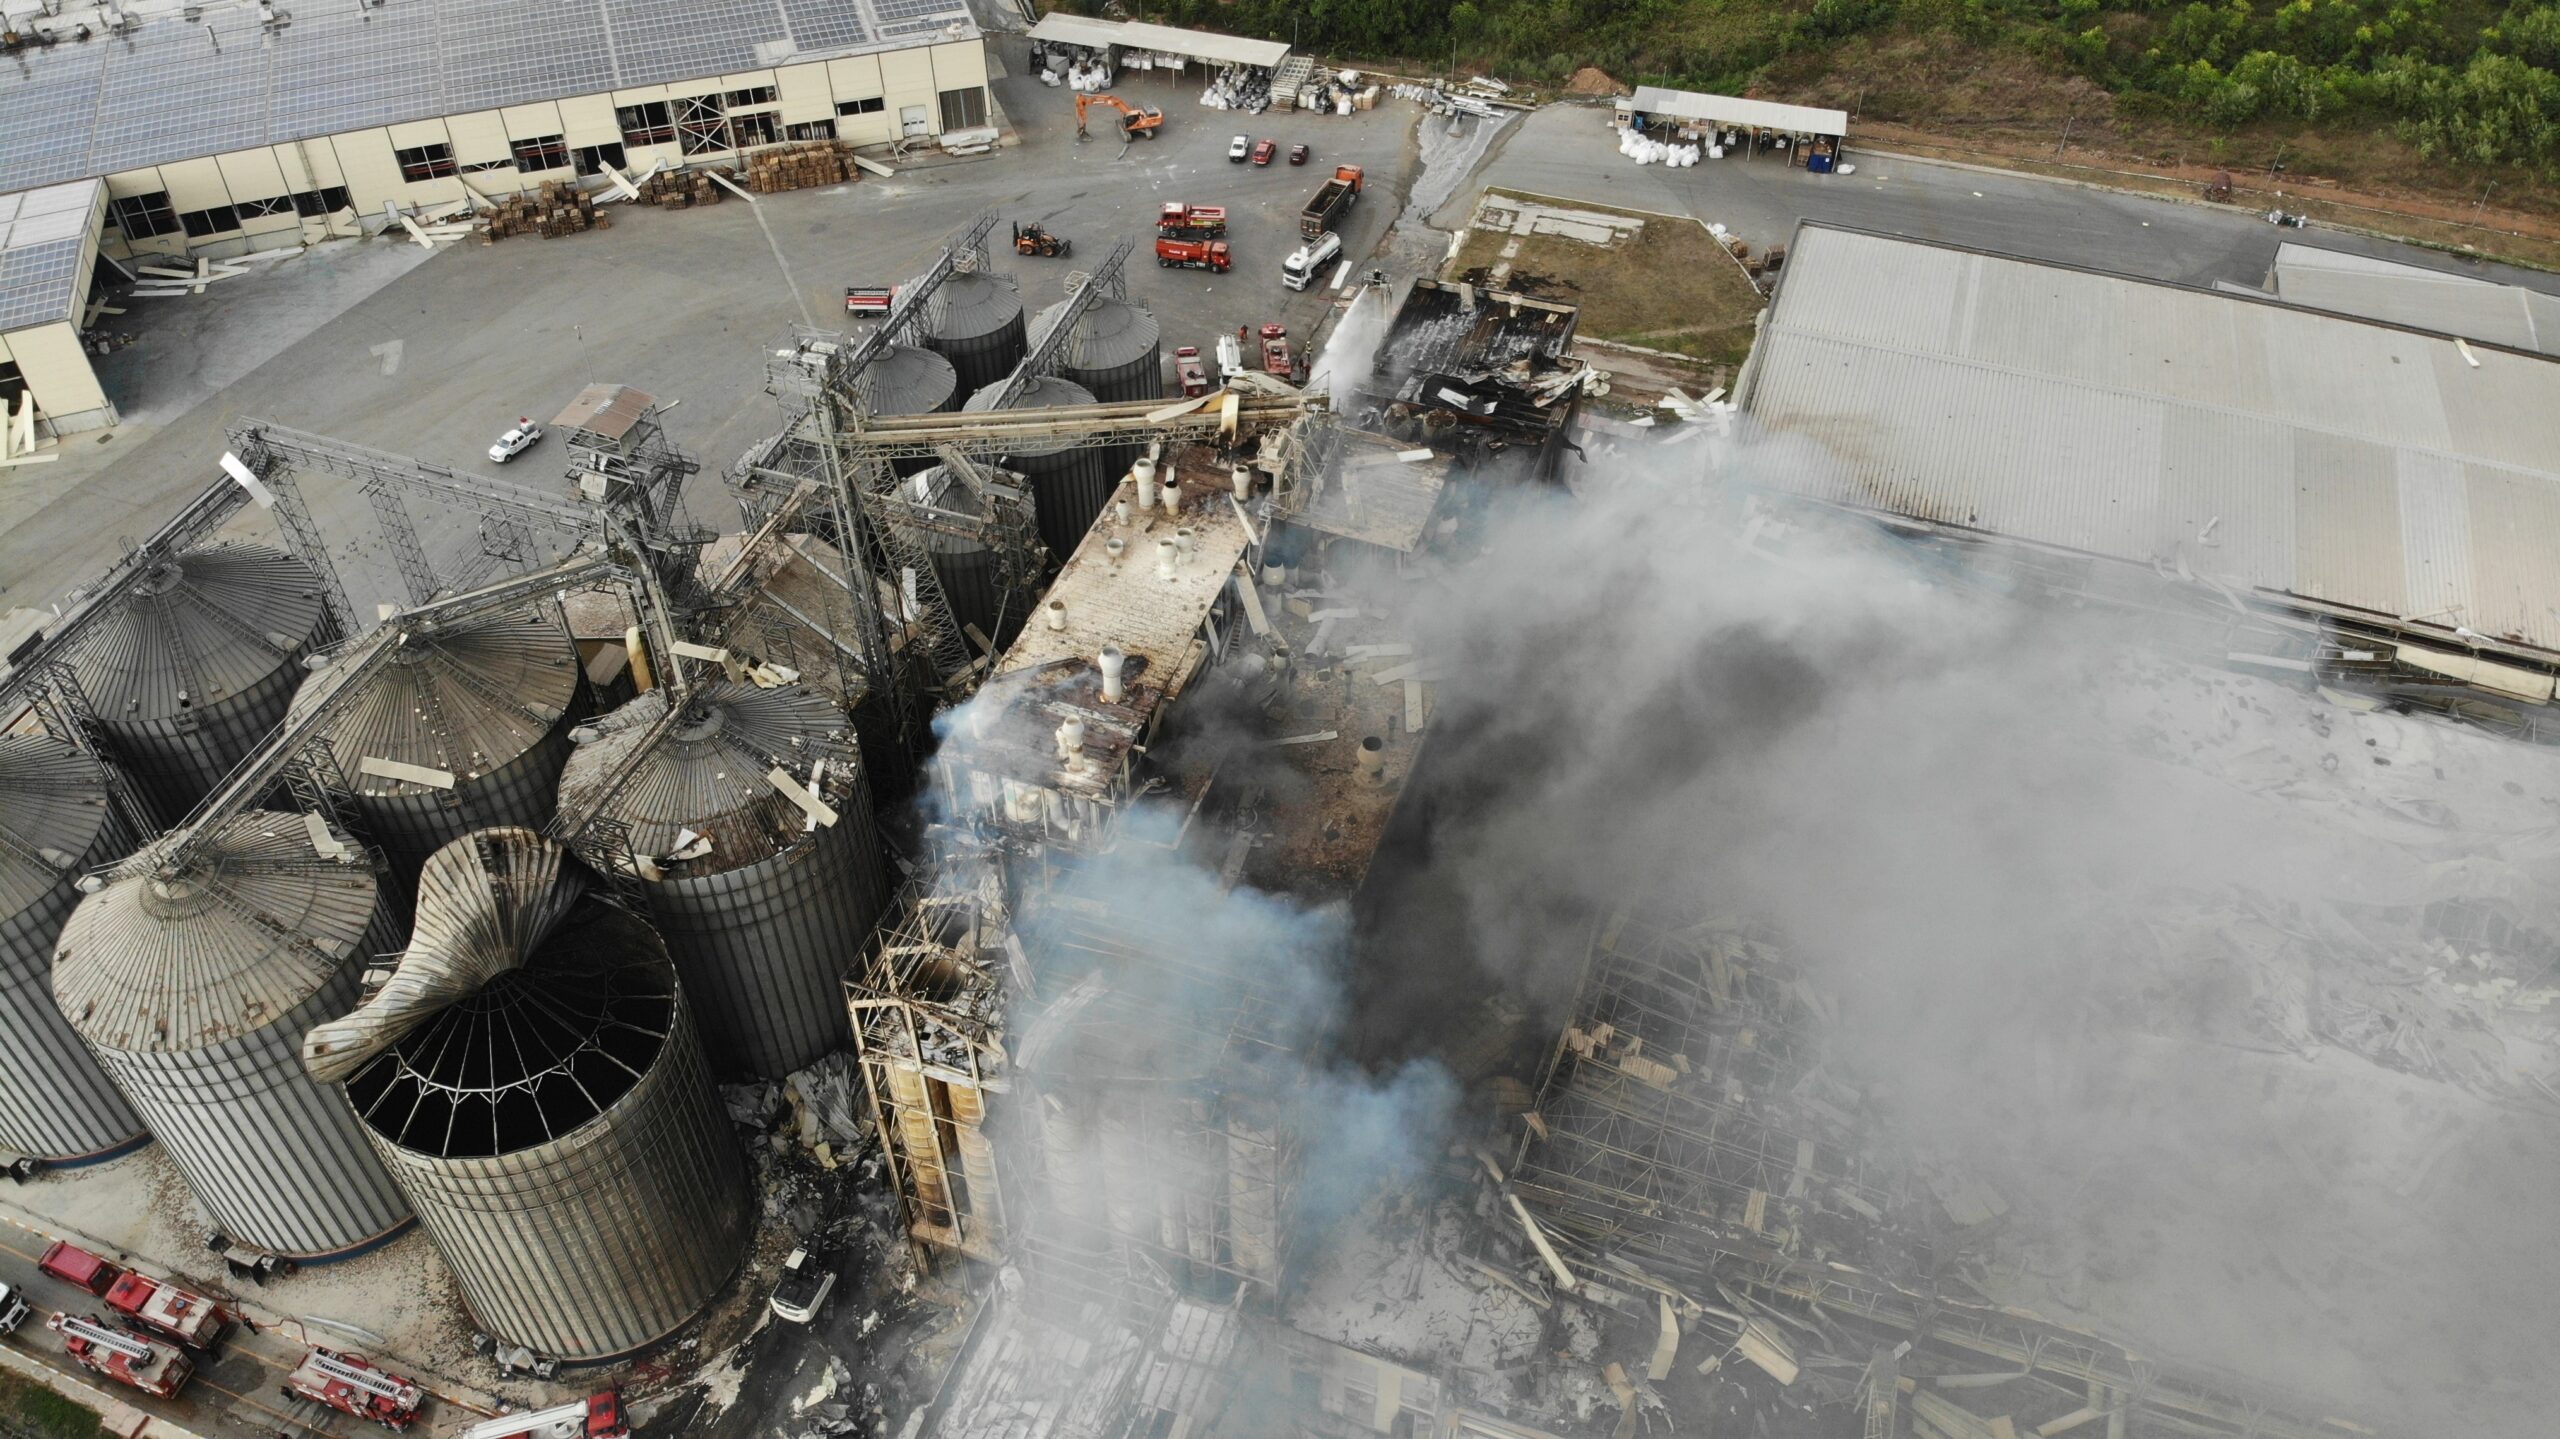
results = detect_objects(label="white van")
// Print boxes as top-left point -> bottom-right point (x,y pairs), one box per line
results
1280,231 -> 1342,291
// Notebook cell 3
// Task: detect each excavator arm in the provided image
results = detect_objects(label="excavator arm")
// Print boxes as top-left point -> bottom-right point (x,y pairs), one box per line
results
1073,92 -> 1162,141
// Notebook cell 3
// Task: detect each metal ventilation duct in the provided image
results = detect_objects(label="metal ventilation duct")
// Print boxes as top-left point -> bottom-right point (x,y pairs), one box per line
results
962,375 -> 1116,566
52,813 -> 410,1258
319,830 -> 750,1360
0,735 -> 144,1162
556,683 -> 888,1077
920,271 -> 1028,396
288,606 -> 588,887
1037,295 -> 1165,404
67,542 -> 335,827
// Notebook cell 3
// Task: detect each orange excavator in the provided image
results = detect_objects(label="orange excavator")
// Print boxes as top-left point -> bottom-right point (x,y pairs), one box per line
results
1075,93 -> 1164,142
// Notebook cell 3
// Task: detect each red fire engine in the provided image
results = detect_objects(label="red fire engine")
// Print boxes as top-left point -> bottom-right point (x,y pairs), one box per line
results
1259,324 -> 1295,378
456,1391 -> 629,1439
102,1268 -> 233,1352
36,1241 -> 117,1296
48,1311 -> 194,1399
283,1346 -> 427,1430
1156,202 -> 1227,238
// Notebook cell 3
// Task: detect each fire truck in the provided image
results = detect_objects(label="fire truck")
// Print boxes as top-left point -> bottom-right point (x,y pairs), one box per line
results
1259,324 -> 1296,378
36,1241 -> 116,1296
47,1312 -> 194,1399
455,1391 -> 630,1439
1154,237 -> 1230,272
284,1346 -> 427,1430
1156,202 -> 1227,238
102,1267 -> 233,1352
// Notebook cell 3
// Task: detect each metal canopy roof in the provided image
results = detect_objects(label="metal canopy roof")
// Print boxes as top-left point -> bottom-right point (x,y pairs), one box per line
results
1627,86 -> 1847,136
0,180 -> 99,333
2270,242 -> 2560,357
1026,14 -> 1289,68
1742,223 -> 2560,657
553,383 -> 654,440
0,0 -> 979,200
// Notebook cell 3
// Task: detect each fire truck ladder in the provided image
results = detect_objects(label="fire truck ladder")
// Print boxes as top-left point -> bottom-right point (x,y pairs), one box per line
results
57,1314 -> 152,1361
308,1349 -> 411,1402
457,1398 -> 594,1439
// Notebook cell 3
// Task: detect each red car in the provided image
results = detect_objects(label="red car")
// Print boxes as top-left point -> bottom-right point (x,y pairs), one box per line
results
1250,139 -> 1276,166
1288,143 -> 1309,165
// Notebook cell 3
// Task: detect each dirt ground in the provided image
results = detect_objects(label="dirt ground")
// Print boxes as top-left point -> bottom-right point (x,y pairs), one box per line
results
1446,190 -> 1766,369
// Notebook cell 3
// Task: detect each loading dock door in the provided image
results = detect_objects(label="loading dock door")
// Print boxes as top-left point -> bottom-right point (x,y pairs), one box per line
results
902,105 -> 930,138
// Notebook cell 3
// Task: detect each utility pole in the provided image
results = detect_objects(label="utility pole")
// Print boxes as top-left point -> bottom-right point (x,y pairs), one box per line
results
2474,180 -> 2495,224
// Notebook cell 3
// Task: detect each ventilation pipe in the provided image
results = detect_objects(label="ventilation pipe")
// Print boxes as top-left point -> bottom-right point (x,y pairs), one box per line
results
1231,465 -> 1252,499
1099,645 -> 1126,703
1055,717 -> 1087,765
1356,736 -> 1386,787
1133,457 -> 1159,513
1155,539 -> 1179,580
1045,599 -> 1068,632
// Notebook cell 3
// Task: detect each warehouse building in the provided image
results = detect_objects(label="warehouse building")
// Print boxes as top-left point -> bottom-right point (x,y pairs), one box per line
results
0,0 -> 990,435
2256,241 -> 2560,357
1740,222 -> 2560,700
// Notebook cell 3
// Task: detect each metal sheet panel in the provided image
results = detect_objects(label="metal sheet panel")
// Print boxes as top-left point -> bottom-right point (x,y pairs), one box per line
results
2155,406 -> 2293,585
2394,450 -> 2473,627
2462,462 -> 2560,647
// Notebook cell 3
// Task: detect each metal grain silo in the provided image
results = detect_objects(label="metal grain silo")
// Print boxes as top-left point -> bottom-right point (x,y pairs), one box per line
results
1038,295 -> 1164,404
68,542 -> 335,827
289,607 -> 588,888
920,271 -> 1027,396
962,375 -> 1115,566
0,735 -> 145,1163
893,465 -> 1019,650
853,345 -> 961,480
310,830 -> 750,1361
51,812 -> 410,1257
556,682 -> 887,1078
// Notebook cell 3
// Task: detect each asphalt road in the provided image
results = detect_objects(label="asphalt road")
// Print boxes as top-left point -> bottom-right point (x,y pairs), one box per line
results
1462,103 -> 2560,295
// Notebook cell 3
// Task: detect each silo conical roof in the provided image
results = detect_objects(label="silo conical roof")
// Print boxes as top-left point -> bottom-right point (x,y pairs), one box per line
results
0,736 -> 118,919
854,344 -> 960,417
69,542 -> 330,721
922,270 -> 1025,344
290,608 -> 581,796
53,813 -> 381,1054
557,683 -> 854,874
1036,296 -> 1161,372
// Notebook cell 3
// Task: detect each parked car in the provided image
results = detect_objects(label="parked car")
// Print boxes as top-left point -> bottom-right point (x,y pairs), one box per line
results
488,419 -> 543,463
1288,143 -> 1309,165
1251,139 -> 1276,166
769,1248 -> 834,1325
1227,134 -> 1250,162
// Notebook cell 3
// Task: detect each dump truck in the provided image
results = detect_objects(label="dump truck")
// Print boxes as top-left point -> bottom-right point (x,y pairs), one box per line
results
49,1312 -> 193,1400
1157,203 -> 1227,238
457,1392 -> 630,1439
1155,237 -> 1231,272
102,1267 -> 234,1353
1299,164 -> 1364,240
283,1346 -> 427,1429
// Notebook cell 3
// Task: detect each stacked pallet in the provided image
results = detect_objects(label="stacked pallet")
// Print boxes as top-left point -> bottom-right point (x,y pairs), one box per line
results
480,182 -> 609,242
743,141 -> 860,194
638,169 -> 726,208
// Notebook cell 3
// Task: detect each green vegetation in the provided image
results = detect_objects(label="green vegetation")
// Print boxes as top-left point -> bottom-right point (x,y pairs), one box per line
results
0,1367 -> 108,1439
1097,0 -> 2560,178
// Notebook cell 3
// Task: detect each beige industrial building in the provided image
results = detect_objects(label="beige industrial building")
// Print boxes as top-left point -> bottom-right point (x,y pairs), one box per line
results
0,0 -> 991,435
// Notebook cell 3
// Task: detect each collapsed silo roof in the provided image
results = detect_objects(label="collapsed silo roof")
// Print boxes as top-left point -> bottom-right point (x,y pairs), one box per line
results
556,683 -> 855,877
0,735 -> 117,919
53,813 -> 381,1053
290,608 -> 581,797
69,542 -> 329,719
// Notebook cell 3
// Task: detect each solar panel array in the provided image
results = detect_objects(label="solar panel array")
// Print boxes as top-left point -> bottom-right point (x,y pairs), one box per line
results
0,0 -> 975,199
0,181 -> 102,332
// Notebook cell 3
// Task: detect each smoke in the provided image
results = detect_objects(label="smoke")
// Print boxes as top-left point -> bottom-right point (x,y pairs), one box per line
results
1307,281 -> 1392,414
1343,428 -> 2560,1436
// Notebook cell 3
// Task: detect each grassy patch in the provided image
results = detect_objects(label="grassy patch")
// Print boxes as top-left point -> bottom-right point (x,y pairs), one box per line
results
0,1368 -> 107,1439
1446,191 -> 1765,370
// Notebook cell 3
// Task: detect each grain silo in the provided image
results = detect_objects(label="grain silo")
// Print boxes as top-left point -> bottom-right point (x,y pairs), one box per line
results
0,735 -> 145,1163
68,542 -> 335,827
51,813 -> 410,1258
555,682 -> 888,1078
288,607 -> 587,888
1037,294 -> 1165,404
920,270 -> 1027,396
308,830 -> 750,1361
962,375 -> 1115,567
852,345 -> 961,479
894,465 -> 1021,650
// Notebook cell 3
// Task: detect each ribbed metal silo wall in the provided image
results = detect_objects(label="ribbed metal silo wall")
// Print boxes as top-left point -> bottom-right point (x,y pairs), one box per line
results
364,982 -> 751,1360
1059,298 -> 1165,404
967,376 -> 1115,573
644,797 -> 888,1078
346,716 -> 587,887
89,969 -> 412,1257
97,658 -> 307,831
0,742 -> 141,1162
857,345 -> 963,479
922,272 -> 1028,396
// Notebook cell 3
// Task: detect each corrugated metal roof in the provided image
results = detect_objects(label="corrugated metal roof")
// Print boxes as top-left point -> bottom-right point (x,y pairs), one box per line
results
0,180 -> 98,333
1745,225 -> 2560,654
556,683 -> 855,870
288,607 -> 582,798
0,734 -> 116,918
1026,15 -> 1291,68
2271,243 -> 2558,355
52,811 -> 381,1053
67,541 -> 332,719
1627,86 -> 1846,136
552,384 -> 655,441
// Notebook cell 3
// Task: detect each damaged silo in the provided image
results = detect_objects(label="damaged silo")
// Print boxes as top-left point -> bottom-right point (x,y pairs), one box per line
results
0,735 -> 145,1163
66,541 -> 335,826
287,606 -> 587,887
920,270 -> 1028,396
555,681 -> 888,1077
893,465 -> 1024,650
51,813 -> 410,1258
962,375 -> 1116,568
306,829 -> 751,1361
